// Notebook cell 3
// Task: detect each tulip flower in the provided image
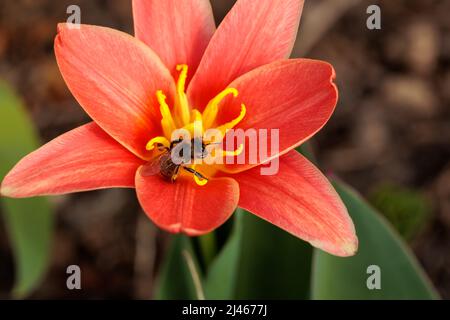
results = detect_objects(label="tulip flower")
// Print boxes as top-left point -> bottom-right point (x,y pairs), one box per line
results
0,0 -> 357,256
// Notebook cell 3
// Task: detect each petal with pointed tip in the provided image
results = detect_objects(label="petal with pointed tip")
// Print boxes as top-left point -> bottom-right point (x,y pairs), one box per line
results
133,0 -> 215,80
1,123 -> 144,198
188,0 -> 304,108
217,59 -> 338,173
232,151 -> 357,257
55,23 -> 175,160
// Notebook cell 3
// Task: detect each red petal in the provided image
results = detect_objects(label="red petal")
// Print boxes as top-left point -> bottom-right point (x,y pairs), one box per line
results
133,0 -> 215,80
135,169 -> 239,235
232,151 -> 357,257
217,59 -> 338,173
55,24 -> 176,160
0,123 -> 144,198
188,0 -> 304,109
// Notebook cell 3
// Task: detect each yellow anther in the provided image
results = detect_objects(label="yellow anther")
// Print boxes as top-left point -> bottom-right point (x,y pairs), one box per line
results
191,165 -> 208,186
190,109 -> 202,122
176,64 -> 188,92
156,90 -> 177,138
146,136 -> 170,151
220,143 -> 244,157
194,174 -> 208,186
175,64 -> 190,126
202,88 -> 239,129
216,104 -> 246,137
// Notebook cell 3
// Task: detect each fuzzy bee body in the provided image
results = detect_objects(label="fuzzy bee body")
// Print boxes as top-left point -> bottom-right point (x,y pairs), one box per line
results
141,138 -> 208,183
158,152 -> 180,182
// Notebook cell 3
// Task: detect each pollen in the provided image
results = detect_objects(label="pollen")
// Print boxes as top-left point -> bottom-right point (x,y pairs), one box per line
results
146,64 -> 247,186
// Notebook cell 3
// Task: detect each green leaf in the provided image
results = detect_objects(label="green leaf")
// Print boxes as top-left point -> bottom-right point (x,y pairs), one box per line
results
205,209 -> 312,299
311,180 -> 439,300
155,235 -> 204,299
204,211 -> 243,299
0,80 -> 54,298
369,184 -> 431,241
1,199 -> 53,297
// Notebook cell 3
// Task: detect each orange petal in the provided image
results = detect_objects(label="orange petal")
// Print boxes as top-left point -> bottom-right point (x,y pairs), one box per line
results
188,0 -> 304,109
232,151 -> 357,257
217,59 -> 338,173
132,0 -> 215,81
1,123 -> 144,198
135,169 -> 239,235
55,23 -> 176,160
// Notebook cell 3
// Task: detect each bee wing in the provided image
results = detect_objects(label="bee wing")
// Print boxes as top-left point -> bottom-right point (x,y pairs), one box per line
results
140,152 -> 166,177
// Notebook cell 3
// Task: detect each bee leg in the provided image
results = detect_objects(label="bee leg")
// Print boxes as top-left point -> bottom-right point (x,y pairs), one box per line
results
170,138 -> 184,149
195,171 -> 208,181
155,143 -> 169,152
171,166 -> 180,183
182,167 -> 208,181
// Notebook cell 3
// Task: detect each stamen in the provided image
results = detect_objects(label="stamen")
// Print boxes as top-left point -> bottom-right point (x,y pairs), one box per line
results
191,165 -> 208,186
149,65 -> 248,187
190,109 -> 202,122
216,104 -> 246,137
146,136 -> 170,150
194,175 -> 208,186
220,143 -> 244,156
202,88 -> 239,129
175,64 -> 191,126
156,90 -> 177,138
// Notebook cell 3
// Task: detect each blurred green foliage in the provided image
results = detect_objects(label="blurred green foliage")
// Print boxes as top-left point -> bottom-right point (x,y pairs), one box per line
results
157,209 -> 312,300
369,184 -> 431,241
155,159 -> 438,300
205,209 -> 312,299
155,235 -> 203,299
0,80 -> 54,298
312,180 -> 438,300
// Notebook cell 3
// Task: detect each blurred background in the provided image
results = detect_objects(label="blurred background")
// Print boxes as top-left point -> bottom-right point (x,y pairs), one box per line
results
0,0 -> 449,299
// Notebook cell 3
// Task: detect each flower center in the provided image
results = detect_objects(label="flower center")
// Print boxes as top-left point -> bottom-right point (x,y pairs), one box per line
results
145,64 -> 246,186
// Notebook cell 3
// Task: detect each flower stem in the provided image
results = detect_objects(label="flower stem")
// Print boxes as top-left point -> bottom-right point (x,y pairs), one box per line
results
182,250 -> 205,300
198,232 -> 217,267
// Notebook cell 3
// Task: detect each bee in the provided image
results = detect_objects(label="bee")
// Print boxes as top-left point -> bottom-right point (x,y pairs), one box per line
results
141,137 -> 210,183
